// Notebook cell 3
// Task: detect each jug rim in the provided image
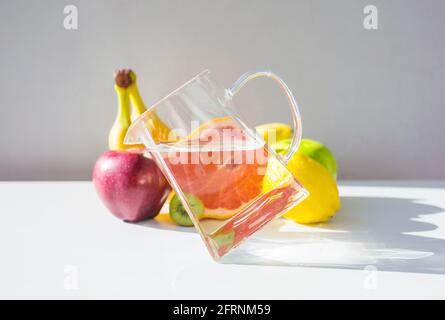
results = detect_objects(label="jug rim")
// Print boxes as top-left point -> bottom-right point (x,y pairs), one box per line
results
144,69 -> 211,114
125,68 -> 215,146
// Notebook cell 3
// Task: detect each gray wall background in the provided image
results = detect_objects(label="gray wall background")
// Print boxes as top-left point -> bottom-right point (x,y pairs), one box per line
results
0,0 -> 444,180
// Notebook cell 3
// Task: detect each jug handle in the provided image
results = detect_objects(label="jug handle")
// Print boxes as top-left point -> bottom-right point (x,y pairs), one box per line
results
227,70 -> 302,164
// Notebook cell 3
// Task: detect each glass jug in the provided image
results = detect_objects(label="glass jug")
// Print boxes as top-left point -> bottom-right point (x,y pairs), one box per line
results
125,70 -> 308,260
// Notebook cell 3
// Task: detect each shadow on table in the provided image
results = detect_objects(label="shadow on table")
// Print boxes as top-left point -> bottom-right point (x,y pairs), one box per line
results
341,181 -> 445,189
137,196 -> 445,275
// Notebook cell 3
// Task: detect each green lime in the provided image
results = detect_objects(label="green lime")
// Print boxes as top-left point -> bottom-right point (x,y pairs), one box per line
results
270,138 -> 338,179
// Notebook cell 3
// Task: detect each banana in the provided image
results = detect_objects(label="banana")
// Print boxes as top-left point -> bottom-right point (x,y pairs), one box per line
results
108,70 -> 143,150
127,70 -> 146,121
108,71 -> 131,150
127,70 -> 172,143
255,123 -> 293,145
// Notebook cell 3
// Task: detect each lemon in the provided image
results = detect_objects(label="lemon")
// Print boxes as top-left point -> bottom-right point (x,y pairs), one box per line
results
299,139 -> 337,179
263,152 -> 340,224
262,157 -> 294,193
255,123 -> 292,145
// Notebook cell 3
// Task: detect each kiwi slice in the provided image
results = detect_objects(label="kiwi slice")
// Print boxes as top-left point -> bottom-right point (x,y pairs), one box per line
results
212,230 -> 235,249
169,193 -> 204,227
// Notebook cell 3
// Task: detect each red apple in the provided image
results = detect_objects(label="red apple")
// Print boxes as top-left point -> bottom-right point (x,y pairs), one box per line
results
93,149 -> 171,222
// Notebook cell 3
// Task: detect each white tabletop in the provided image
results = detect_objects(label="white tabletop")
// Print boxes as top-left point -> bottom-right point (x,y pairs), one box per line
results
1,181 -> 444,299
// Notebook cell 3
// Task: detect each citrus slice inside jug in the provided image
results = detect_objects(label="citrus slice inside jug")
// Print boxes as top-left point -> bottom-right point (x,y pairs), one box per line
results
166,117 -> 268,219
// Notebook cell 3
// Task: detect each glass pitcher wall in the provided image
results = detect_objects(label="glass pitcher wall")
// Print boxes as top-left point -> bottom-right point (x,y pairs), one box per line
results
125,70 -> 308,260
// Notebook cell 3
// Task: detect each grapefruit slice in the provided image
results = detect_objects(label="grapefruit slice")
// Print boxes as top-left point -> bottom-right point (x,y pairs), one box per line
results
166,117 -> 268,220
